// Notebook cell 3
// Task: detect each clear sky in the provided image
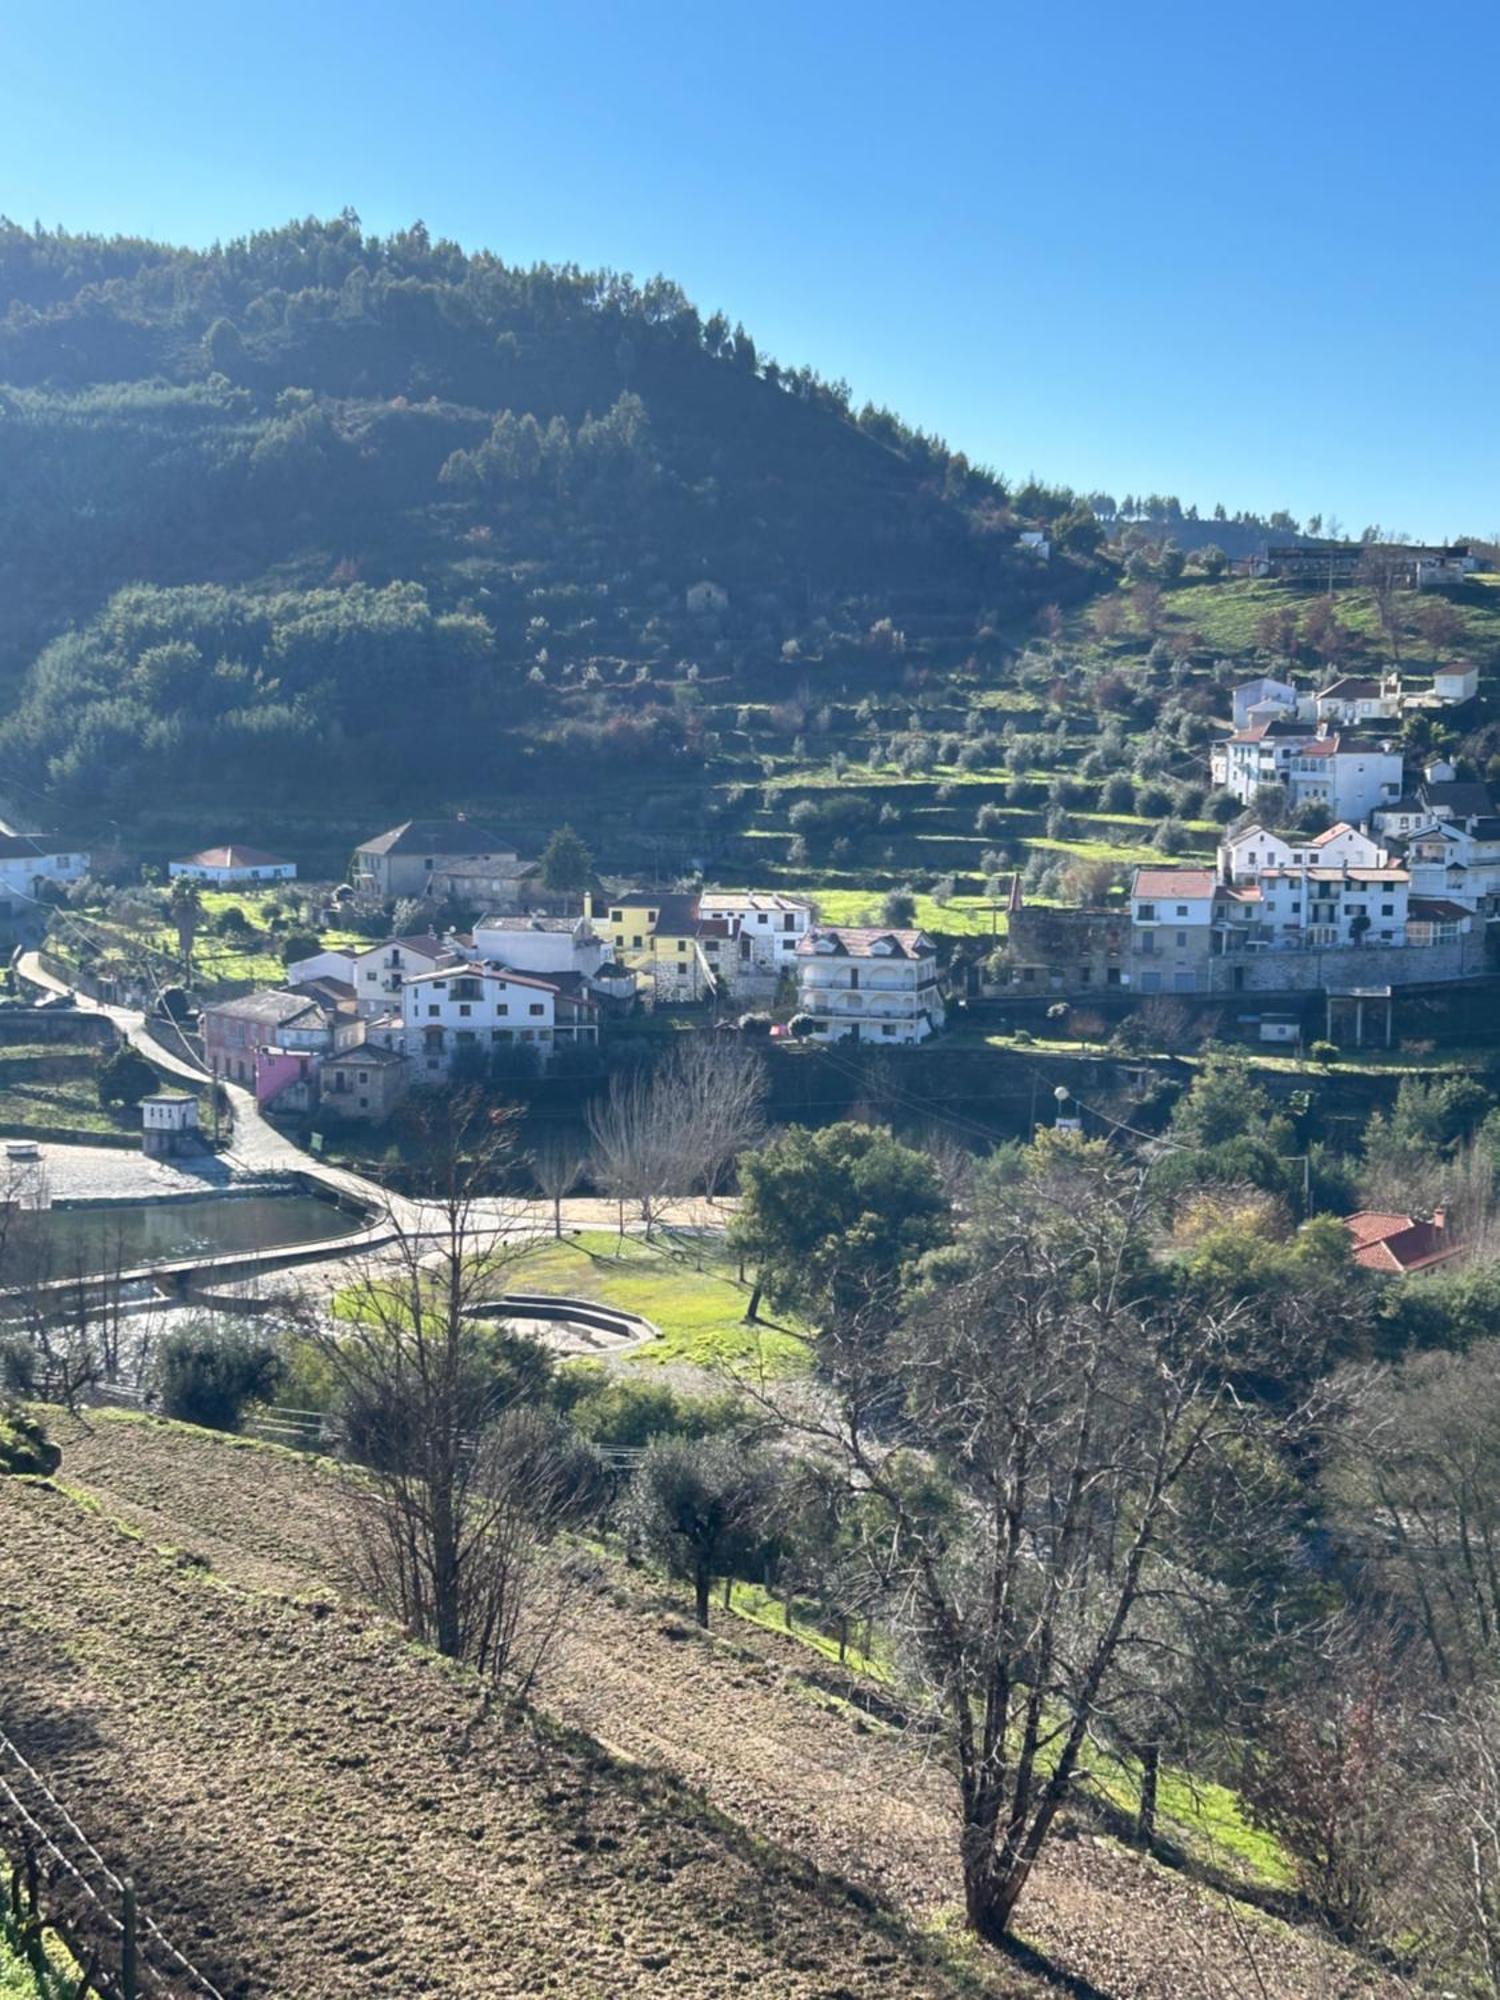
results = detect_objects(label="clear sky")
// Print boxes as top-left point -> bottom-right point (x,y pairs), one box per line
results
1,0 -> 1494,539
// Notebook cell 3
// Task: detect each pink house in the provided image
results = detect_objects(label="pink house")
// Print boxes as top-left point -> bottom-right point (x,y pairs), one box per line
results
255,1047 -> 319,1112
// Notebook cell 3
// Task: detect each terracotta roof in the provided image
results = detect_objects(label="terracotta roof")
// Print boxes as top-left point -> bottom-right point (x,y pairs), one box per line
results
403,963 -> 561,994
1409,897 -> 1472,922
1309,822 -> 1361,846
1343,1210 -> 1462,1274
1132,869 -> 1217,899
796,926 -> 933,959
173,845 -> 291,869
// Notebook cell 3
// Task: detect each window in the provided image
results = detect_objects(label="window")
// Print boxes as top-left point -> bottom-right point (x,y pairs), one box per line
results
357,1072 -> 368,1085
496,1002 -> 508,1015
458,1003 -> 471,1017
1176,930 -> 1187,947
1381,903 -> 1394,916
677,939 -> 687,953
610,910 -> 623,923
1175,904 -> 1188,916
529,1003 -> 545,1017
632,935 -> 643,950
1138,903 -> 1157,921
427,1004 -> 439,1017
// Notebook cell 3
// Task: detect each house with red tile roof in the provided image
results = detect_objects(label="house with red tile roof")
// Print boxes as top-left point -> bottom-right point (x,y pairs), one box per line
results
1342,1207 -> 1463,1275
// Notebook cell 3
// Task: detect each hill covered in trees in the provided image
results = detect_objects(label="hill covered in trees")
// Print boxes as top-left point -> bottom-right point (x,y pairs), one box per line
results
0,214 -> 1106,845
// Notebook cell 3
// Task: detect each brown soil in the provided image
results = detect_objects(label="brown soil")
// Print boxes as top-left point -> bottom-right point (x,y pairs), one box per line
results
3,1411 -> 1410,2000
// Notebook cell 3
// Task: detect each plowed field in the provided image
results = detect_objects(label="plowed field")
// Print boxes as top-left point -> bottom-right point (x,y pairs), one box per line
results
0,1413 -> 1406,2000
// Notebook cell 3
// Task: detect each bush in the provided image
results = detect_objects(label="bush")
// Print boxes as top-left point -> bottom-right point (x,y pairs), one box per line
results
881,888 -> 917,927
280,929 -> 324,965
560,1368 -> 743,1449
155,1322 -> 284,1432
787,1013 -> 818,1039
98,1045 -> 159,1109
0,1403 -> 60,1476
1309,1040 -> 1339,1065
737,1012 -> 773,1037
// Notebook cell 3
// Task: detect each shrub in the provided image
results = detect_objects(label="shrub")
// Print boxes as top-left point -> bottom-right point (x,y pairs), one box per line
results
0,1403 -> 60,1476
788,1013 -> 818,1039
155,1322 -> 284,1432
881,889 -> 917,927
98,1045 -> 160,1109
737,1012 -> 773,1037
1310,1040 -> 1339,1065
280,929 -> 324,965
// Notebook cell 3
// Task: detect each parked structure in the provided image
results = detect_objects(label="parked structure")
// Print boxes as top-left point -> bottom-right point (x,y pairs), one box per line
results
1314,676 -> 1401,726
169,845 -> 296,885
794,926 -> 944,1044
201,990 -> 337,1084
470,914 -> 613,981
697,890 -> 813,996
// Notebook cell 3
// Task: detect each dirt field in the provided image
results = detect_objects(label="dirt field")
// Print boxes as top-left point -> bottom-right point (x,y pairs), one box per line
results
0,1412 -> 1408,2000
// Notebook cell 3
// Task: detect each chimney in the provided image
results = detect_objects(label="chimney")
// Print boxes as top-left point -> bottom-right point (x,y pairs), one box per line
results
1432,1206 -> 1447,1236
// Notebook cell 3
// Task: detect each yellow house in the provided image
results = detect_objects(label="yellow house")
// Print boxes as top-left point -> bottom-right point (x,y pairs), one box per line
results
585,889 -> 710,1003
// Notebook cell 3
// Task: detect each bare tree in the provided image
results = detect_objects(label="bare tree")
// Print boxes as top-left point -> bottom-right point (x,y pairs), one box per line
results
586,1066 -> 676,1239
528,1130 -> 588,1239
760,1140 -> 1309,1944
324,1096 -> 570,1681
653,1035 -> 768,1203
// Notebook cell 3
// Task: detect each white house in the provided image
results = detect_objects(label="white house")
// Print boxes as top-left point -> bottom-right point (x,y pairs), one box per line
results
346,935 -> 456,1017
1220,725 -> 1406,824
794,927 -> 944,1044
1129,868 -> 1221,993
1314,676 -> 1401,726
470,914 -> 611,981
169,844 -> 296,885
1401,815 -> 1500,914
1231,677 -> 1298,730
1252,865 -> 1410,950
1433,665 -> 1480,705
697,891 -> 813,995
1220,822 -> 1387,884
0,834 -> 88,915
399,963 -> 596,1076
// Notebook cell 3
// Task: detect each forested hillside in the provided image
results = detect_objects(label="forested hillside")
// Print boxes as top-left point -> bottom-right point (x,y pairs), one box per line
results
0,214 -> 1104,844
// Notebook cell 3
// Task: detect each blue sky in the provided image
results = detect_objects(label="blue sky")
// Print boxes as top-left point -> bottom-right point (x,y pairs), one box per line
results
2,0 -> 1494,539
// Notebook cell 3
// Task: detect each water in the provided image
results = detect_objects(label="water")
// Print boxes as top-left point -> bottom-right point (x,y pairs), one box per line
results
1,1192 -> 364,1281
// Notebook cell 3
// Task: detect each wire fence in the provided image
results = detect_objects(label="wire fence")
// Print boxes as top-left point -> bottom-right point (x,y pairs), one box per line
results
0,1725 -> 226,1999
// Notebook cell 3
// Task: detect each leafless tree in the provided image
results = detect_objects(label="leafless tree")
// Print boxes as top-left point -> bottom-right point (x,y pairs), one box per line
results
324,1096 -> 573,1682
654,1035 -> 768,1202
758,1139 -> 1313,1944
528,1130 -> 589,1239
587,1066 -> 676,1239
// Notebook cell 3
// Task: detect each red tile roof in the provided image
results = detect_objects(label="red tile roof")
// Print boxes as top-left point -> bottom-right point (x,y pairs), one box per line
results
175,844 -> 292,869
1343,1210 -> 1462,1274
1132,869 -> 1218,899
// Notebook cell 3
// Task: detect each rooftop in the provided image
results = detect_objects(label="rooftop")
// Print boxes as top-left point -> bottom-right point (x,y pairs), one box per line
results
356,818 -> 509,858
203,990 -> 325,1027
796,926 -> 933,959
1343,1209 -> 1462,1276
1132,869 -> 1218,899
173,844 -> 291,870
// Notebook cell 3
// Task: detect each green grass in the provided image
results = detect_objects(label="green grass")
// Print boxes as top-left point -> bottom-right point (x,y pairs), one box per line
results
510,1229 -> 806,1375
53,888 -> 371,998
0,1043 -> 132,1138
0,1909 -> 83,2000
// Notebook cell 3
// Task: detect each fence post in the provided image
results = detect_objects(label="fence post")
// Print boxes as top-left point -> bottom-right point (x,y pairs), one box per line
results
120,1877 -> 138,2000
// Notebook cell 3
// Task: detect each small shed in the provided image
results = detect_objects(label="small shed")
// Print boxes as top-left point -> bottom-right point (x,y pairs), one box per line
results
141,1091 -> 200,1158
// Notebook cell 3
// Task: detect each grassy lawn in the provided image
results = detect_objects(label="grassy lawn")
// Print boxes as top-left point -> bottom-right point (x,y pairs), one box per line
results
509,1229 -> 806,1375
0,1043 -> 132,1138
54,888 -> 371,997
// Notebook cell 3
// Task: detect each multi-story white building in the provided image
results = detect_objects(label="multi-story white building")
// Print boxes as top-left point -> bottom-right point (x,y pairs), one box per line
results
1252,864 -> 1410,949
794,926 -> 944,1044
1400,815 -> 1500,915
697,890 -> 813,996
1215,722 -> 1405,824
399,963 -> 597,1077
286,935 -> 456,1018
